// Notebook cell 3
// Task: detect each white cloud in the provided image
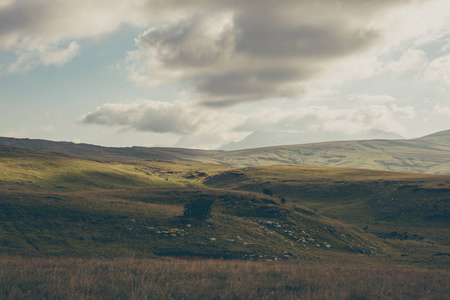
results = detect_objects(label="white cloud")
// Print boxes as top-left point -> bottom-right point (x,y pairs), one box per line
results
349,94 -> 397,104
3,40 -> 80,73
433,103 -> 450,116
127,12 -> 235,86
236,97 -> 415,137
425,54 -> 450,86
384,49 -> 427,74
83,100 -> 199,134
81,99 -> 247,149
82,95 -> 415,149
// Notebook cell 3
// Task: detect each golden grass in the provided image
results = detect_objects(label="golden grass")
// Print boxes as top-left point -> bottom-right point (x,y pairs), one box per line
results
1,256 -> 448,299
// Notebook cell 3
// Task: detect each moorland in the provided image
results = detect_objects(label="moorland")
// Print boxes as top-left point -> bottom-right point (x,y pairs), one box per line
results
0,131 -> 449,299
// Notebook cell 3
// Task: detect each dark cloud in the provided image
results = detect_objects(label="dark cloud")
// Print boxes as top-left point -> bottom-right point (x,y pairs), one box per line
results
82,101 -> 198,134
128,0 -> 414,106
233,13 -> 378,59
196,68 -> 311,104
136,14 -> 234,68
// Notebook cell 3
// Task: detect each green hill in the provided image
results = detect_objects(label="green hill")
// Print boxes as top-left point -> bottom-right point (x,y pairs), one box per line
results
0,188 -> 387,259
1,145 -> 449,262
0,146 -> 392,259
0,145 -> 233,192
1,129 -> 450,174
216,129 -> 450,174
205,165 -> 450,246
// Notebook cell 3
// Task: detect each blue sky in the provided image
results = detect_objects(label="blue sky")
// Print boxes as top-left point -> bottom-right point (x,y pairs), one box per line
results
1,0 -> 450,149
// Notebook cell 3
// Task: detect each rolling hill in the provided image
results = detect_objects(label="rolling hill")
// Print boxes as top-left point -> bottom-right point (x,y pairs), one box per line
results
1,129 -> 450,174
0,146 -> 388,259
1,144 -> 449,261
219,129 -> 403,150
204,165 -> 450,246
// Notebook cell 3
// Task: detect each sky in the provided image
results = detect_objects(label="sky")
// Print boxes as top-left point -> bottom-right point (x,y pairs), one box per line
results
1,0 -> 450,150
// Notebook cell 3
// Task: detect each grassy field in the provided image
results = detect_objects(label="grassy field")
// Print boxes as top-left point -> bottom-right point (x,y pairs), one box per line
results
0,145 -> 231,191
1,144 -> 449,298
205,165 -> 450,246
2,129 -> 450,174
216,132 -> 450,174
1,255 -> 448,300
0,187 -> 389,259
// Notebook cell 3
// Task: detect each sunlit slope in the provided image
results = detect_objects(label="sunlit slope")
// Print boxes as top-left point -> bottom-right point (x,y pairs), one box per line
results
0,146 -> 229,191
205,165 -> 450,245
218,131 -> 450,174
1,129 -> 450,174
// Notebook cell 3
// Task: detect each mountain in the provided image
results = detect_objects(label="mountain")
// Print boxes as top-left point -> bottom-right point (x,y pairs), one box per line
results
220,130 -> 403,150
1,129 -> 449,174
218,129 -> 450,174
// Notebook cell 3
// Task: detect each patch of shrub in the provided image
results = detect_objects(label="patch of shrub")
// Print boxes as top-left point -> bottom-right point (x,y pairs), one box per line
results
263,189 -> 273,196
183,198 -> 214,221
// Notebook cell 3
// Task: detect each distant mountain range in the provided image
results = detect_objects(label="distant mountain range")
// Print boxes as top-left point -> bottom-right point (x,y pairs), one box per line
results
219,129 -> 403,150
1,129 -> 450,174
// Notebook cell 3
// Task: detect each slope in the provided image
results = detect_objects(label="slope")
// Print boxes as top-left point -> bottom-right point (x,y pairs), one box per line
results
0,146 -> 388,259
217,129 -> 450,174
0,145 -> 229,192
205,165 -> 450,246
1,129 -> 450,174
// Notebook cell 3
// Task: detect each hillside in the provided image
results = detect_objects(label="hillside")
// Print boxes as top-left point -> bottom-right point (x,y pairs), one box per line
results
0,145 -> 228,192
0,146 -> 389,259
205,165 -> 450,246
217,129 -> 450,174
1,129 -> 450,174
220,129 -> 403,150
1,145 -> 449,262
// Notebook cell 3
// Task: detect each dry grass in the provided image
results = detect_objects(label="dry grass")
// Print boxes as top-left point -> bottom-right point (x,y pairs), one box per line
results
1,256 -> 448,299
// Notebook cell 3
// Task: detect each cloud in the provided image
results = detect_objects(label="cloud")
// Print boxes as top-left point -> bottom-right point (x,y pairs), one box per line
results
425,54 -> 450,86
350,94 -> 397,104
2,0 -> 448,95
126,0 -> 422,105
127,12 -> 235,86
3,41 -> 80,74
82,100 -> 199,134
433,103 -> 450,116
236,98 -> 415,137
82,95 -> 414,149
384,49 -> 427,74
81,99 -> 247,149
0,0 -> 210,73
